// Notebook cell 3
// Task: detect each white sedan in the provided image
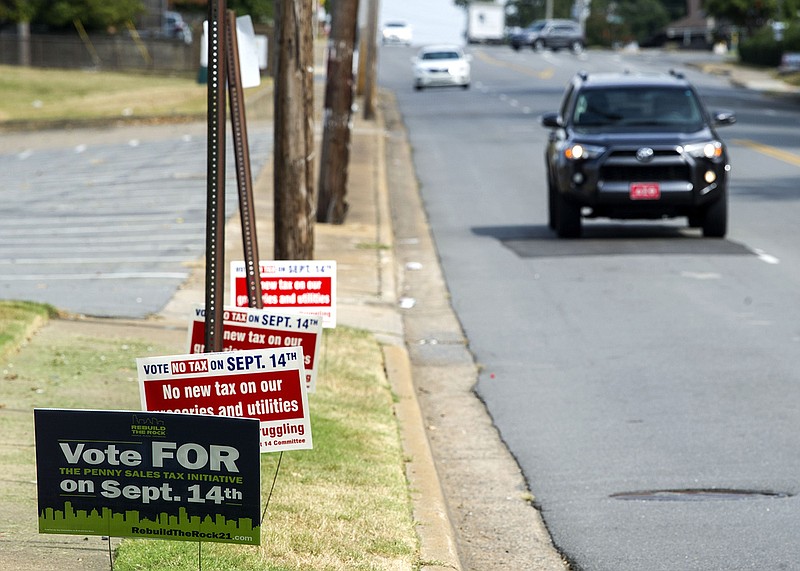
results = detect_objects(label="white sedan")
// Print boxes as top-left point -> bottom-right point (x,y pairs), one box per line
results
381,21 -> 413,45
412,45 -> 472,91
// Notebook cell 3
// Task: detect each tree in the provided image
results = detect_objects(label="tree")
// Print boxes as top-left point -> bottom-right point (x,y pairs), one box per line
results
703,0 -> 777,35
1,0 -> 41,65
36,0 -> 144,30
776,0 -> 800,20
173,0 -> 275,24
1,0 -> 144,31
492,0 -> 576,27
583,0 -> 673,45
273,0 -> 316,260
0,0 -> 40,24
584,0 -> 629,45
661,0 -> 688,20
616,0 -> 670,44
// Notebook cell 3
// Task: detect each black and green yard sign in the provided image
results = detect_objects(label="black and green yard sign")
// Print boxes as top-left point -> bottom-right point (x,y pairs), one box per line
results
34,409 -> 261,545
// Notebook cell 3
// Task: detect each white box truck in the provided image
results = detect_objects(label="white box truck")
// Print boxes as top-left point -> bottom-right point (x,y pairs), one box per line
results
466,2 -> 506,44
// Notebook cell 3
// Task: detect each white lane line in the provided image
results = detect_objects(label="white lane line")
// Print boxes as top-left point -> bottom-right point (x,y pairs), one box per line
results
0,223 -> 205,237
0,215 -> 200,227
0,272 -> 188,281
0,256 -> 196,265
0,244 -> 201,255
751,248 -> 780,264
681,271 -> 722,280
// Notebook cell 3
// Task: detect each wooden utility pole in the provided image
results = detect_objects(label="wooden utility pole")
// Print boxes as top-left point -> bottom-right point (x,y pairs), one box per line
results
274,0 -> 316,260
317,0 -> 360,224
362,0 -> 379,120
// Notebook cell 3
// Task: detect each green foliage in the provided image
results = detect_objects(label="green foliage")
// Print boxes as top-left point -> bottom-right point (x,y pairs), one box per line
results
778,0 -> 800,20
739,22 -> 800,67
784,23 -> 800,52
661,0 -> 688,20
229,0 -> 274,24
489,0 -> 574,28
9,0 -> 145,30
738,26 -> 783,66
170,0 -> 274,24
584,0 -> 672,46
703,0 -> 777,34
616,0 -> 670,44
0,0 -> 41,22
1,0 -> 273,28
585,11 -> 629,46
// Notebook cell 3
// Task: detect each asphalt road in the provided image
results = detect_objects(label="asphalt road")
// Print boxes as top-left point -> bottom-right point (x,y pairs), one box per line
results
0,123 -> 271,318
379,44 -> 800,570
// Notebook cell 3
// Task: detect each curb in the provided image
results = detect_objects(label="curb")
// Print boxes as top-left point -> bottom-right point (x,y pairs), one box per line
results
356,99 -> 463,570
384,345 -> 462,571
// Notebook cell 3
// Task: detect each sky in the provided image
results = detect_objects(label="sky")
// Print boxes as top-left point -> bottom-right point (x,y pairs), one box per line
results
378,0 -> 467,46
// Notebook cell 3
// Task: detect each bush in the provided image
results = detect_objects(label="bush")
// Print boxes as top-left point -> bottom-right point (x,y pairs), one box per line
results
739,27 -> 783,66
585,13 -> 630,48
739,23 -> 800,67
783,23 -> 800,52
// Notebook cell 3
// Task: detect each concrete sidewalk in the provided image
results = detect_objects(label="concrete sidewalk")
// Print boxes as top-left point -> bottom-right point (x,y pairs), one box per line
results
688,59 -> 800,96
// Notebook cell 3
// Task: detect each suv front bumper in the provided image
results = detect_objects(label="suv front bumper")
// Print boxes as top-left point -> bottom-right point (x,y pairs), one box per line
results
552,148 -> 729,218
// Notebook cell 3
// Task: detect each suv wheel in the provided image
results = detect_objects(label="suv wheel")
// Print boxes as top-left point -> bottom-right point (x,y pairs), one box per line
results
701,194 -> 727,238
554,192 -> 582,238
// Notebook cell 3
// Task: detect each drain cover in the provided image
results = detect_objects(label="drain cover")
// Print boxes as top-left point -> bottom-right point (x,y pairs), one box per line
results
610,489 -> 792,502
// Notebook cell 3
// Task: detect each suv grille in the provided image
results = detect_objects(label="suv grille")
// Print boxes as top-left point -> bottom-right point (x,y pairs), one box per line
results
600,149 -> 690,182
601,164 -> 691,181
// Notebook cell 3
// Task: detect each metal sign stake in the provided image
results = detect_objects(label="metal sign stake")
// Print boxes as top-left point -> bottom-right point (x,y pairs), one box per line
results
225,9 -> 263,309
204,0 -> 227,353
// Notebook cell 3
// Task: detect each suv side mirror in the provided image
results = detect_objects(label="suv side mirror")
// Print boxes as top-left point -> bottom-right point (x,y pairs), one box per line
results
540,112 -> 562,128
712,110 -> 736,126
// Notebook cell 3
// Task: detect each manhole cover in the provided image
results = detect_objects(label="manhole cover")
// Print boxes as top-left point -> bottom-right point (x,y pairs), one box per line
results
610,489 -> 792,502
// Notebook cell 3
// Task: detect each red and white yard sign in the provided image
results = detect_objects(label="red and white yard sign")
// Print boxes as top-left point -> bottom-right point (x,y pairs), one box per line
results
137,347 -> 312,453
230,260 -> 337,328
187,305 -> 323,392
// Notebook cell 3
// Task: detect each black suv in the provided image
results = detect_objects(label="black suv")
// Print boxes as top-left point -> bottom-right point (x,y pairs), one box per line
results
541,71 -> 736,238
509,19 -> 584,53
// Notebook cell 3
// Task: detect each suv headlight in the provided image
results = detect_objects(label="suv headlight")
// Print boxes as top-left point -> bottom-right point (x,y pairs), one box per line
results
564,143 -> 605,160
682,141 -> 723,159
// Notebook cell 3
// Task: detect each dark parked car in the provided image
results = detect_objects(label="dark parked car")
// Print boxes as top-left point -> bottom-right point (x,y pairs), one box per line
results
509,19 -> 584,53
541,71 -> 736,238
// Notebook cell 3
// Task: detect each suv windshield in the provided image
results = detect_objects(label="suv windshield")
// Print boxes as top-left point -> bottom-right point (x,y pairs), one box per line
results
572,87 -> 705,131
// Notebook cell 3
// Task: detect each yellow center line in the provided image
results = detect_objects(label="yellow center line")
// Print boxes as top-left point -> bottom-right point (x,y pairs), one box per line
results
733,139 -> 800,168
473,50 -> 555,80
